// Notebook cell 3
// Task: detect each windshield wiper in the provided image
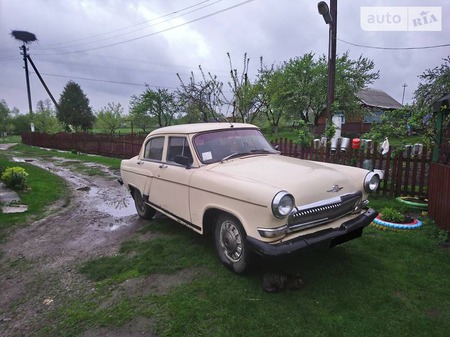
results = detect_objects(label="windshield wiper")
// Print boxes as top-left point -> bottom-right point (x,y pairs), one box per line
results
220,152 -> 242,162
221,150 -> 272,162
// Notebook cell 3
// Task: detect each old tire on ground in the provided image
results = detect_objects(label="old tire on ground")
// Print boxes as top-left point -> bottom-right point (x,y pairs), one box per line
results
395,196 -> 428,211
214,214 -> 249,274
133,189 -> 156,219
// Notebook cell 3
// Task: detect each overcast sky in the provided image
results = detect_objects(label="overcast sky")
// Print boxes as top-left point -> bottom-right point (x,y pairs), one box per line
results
1,0 -> 449,115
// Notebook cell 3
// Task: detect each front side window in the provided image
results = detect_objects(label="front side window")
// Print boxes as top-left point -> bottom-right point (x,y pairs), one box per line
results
167,137 -> 193,164
143,136 -> 164,161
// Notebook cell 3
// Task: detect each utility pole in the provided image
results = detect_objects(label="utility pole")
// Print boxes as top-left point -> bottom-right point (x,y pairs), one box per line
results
318,0 -> 337,127
20,44 -> 33,115
11,30 -> 38,115
401,83 -> 407,105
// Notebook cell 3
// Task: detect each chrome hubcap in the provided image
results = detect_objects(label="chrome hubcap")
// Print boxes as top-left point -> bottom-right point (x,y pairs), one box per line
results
220,221 -> 243,262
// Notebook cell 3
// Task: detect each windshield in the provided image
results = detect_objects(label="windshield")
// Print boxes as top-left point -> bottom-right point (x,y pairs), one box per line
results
193,128 -> 278,164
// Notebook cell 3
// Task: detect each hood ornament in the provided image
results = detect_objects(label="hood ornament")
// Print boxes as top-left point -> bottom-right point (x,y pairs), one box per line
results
327,185 -> 343,192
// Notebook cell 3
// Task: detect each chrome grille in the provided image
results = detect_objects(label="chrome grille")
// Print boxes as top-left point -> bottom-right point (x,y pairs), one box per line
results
287,192 -> 362,231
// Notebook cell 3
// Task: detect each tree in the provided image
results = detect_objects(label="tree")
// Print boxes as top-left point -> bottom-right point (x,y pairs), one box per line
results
57,81 -> 95,132
257,60 -> 287,135
227,53 -> 263,123
96,102 -> 124,135
33,99 -> 63,134
129,87 -> 178,129
177,66 -> 225,122
411,57 -> 450,145
0,100 -> 10,136
12,114 -> 32,134
333,52 -> 379,121
0,100 -> 17,136
269,52 -> 379,127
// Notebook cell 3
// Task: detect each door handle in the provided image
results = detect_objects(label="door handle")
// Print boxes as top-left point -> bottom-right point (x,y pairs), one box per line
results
159,164 -> 168,169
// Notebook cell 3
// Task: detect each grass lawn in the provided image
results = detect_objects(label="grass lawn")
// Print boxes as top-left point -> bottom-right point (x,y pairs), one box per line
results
48,215 -> 450,337
1,144 -> 449,337
0,152 -> 69,248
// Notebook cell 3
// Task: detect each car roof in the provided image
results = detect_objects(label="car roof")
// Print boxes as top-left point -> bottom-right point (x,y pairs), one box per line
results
147,122 -> 259,136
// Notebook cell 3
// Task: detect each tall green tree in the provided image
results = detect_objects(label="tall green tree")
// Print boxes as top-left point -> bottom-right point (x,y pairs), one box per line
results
130,87 -> 178,129
96,102 -> 124,135
411,57 -> 450,145
269,52 -> 379,127
57,81 -> 95,132
257,59 -> 287,135
0,99 -> 17,136
33,99 -> 63,134
0,100 -> 10,136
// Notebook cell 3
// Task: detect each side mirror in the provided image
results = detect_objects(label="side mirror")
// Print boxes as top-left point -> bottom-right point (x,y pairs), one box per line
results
174,155 -> 192,168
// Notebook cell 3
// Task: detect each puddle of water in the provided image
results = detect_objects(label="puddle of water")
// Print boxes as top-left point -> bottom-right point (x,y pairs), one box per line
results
86,186 -> 136,218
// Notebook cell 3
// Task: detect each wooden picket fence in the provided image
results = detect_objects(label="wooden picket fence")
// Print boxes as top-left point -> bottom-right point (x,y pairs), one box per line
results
272,138 -> 431,199
21,132 -> 431,199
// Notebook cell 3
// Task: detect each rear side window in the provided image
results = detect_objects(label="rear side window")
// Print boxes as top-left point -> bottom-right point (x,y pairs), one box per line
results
143,137 -> 164,161
167,137 -> 193,164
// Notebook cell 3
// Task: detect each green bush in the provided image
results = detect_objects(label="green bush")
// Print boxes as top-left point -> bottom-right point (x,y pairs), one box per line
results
1,166 -> 29,190
379,207 -> 404,223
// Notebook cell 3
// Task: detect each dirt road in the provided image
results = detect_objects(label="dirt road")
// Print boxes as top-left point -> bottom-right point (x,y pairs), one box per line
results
0,156 -> 156,336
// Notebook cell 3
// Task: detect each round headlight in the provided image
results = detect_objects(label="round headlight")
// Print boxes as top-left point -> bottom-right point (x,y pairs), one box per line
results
364,172 -> 380,193
272,191 -> 295,219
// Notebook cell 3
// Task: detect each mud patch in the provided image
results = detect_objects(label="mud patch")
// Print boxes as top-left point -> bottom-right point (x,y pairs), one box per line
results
0,156 -> 154,337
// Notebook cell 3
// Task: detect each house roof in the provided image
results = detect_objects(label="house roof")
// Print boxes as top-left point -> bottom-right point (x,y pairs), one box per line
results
433,92 -> 450,112
356,88 -> 403,110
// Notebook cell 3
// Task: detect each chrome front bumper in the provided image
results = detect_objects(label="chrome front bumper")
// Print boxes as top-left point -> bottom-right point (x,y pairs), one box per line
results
247,208 -> 378,257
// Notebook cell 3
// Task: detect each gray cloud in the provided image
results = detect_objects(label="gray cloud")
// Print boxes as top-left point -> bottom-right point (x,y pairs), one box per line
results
1,0 -> 448,114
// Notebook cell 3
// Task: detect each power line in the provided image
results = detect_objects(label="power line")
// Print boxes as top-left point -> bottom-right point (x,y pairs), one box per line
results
31,0 -> 225,52
30,71 -> 176,89
30,0 -> 255,56
0,0 -> 217,54
338,38 -> 450,50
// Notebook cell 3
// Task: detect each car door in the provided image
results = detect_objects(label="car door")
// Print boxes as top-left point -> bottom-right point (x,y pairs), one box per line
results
148,136 -> 194,224
138,136 -> 165,197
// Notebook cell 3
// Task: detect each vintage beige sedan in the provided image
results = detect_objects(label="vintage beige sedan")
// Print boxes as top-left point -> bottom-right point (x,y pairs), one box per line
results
120,123 -> 379,273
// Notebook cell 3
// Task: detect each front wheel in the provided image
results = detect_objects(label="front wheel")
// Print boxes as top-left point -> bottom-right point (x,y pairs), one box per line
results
132,189 -> 156,219
214,214 -> 250,274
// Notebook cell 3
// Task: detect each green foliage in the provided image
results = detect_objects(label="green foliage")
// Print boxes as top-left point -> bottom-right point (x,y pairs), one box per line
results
294,120 -> 314,146
260,52 -> 379,131
11,114 -> 32,134
32,99 -> 63,134
130,87 -> 178,130
95,102 -> 124,135
379,207 -> 405,223
0,99 -> 16,135
1,166 -> 29,190
363,106 -> 414,149
411,57 -> 450,145
325,121 -> 336,140
57,81 -> 95,132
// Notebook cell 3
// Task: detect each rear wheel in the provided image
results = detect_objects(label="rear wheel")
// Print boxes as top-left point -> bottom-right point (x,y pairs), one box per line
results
214,214 -> 250,274
132,189 -> 156,219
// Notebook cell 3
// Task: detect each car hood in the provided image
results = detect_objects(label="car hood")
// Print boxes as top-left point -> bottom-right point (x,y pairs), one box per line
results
205,154 -> 366,205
